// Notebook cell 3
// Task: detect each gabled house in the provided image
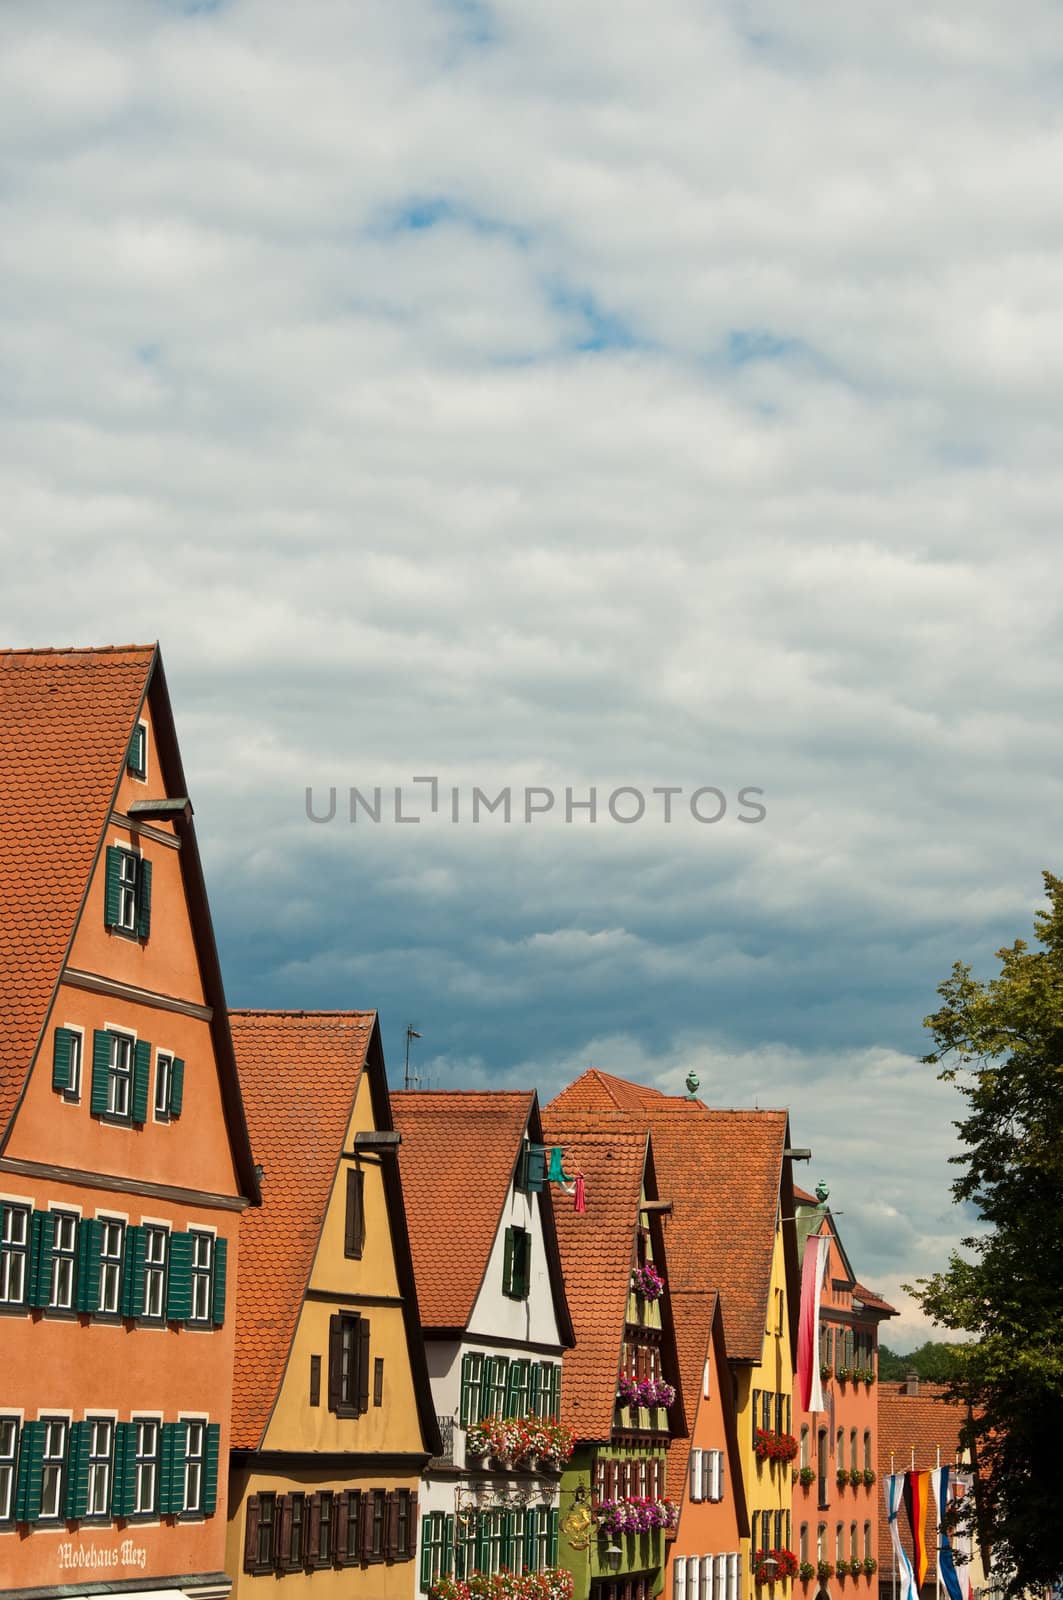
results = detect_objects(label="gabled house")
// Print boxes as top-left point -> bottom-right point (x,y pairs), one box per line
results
538,1113 -> 688,1600
0,643 -> 259,1600
225,1010 -> 441,1599
389,1090 -> 575,1598
792,1188 -> 896,1595
548,1072 -> 801,1600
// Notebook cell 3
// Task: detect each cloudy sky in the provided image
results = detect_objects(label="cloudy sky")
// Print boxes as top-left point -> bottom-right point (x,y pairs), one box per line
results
5,0 -> 1063,1347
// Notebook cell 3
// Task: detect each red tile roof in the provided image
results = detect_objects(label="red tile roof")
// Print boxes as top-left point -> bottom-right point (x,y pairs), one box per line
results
390,1091 -> 536,1331
538,1115 -> 651,1441
669,1288 -> 718,1500
853,1281 -> 898,1315
228,1010 -> 375,1449
548,1075 -> 790,1362
794,1184 -> 818,1204
0,645 -> 154,1135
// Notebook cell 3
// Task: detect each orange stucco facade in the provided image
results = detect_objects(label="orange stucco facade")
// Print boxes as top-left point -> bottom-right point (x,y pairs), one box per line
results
0,676 -> 252,1599
664,1310 -> 745,1600
793,1215 -> 888,1600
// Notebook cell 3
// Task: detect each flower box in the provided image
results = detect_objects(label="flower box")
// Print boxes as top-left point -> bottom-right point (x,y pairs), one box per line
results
837,1366 -> 852,1384
848,1468 -> 863,1488
864,1559 -> 878,1577
594,1497 -> 679,1534
799,1563 -> 817,1584
836,1560 -> 850,1579
798,1466 -> 815,1487
429,1569 -> 576,1600
754,1429 -> 799,1464
617,1376 -> 676,1409
465,1416 -> 574,1467
817,1562 -> 834,1581
863,1469 -> 877,1488
753,1549 -> 799,1585
836,1467 -> 850,1488
820,1363 -> 833,1382
630,1263 -> 665,1301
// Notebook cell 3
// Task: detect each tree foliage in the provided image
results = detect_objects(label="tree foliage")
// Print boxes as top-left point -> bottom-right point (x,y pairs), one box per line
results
877,1341 -> 964,1382
910,871 -> 1063,1594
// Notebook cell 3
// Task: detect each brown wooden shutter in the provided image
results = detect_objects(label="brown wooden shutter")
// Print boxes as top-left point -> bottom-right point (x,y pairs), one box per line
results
334,1491 -> 349,1563
307,1492 -> 322,1566
604,1459 -> 615,1498
385,1491 -> 399,1558
359,1489 -> 375,1559
276,1496 -> 292,1569
328,1315 -> 343,1411
405,1494 -> 418,1559
244,1496 -> 261,1573
357,1317 -> 371,1413
345,1167 -> 365,1258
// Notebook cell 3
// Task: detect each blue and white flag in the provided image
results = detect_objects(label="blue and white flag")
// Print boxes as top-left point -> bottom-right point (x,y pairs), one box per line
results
932,1465 -> 965,1600
885,1472 -> 918,1600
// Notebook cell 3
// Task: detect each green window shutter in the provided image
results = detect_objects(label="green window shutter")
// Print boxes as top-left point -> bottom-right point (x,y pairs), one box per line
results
526,1144 -> 547,1192
548,1507 -> 559,1566
211,1237 -> 228,1326
203,1423 -> 221,1516
122,1226 -> 147,1318
167,1232 -> 194,1321
520,1230 -> 531,1297
528,1362 -> 541,1415
475,1512 -> 489,1571
63,1422 -> 91,1520
76,1218 -> 103,1313
159,1423 -> 177,1515
505,1360 -> 521,1415
443,1513 -> 454,1576
502,1227 -> 515,1297
165,1421 -> 189,1515
90,1031 -> 111,1116
459,1352 -> 474,1426
15,1421 -> 44,1523
132,1040 -> 151,1123
523,1507 -> 537,1572
419,1513 -> 433,1591
169,1057 -> 185,1117
503,1509 -> 516,1569
104,847 -> 123,929
29,1211 -> 56,1308
548,1363 -> 561,1421
480,1356 -> 496,1418
111,1423 -> 137,1518
136,857 -> 153,939
52,1029 -> 76,1093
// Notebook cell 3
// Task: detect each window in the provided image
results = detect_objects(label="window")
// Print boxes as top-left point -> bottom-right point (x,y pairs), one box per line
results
155,1054 -> 172,1120
368,1487 -> 387,1562
0,1203 -> 31,1305
728,1554 -> 741,1600
850,1428 -> 858,1470
340,1489 -> 361,1567
345,1167 -> 365,1258
98,1219 -> 125,1315
817,1524 -> 827,1561
52,1027 -> 83,1100
45,1210 -> 79,1311
540,1362 -> 561,1421
183,1419 -> 206,1515
836,1427 -> 845,1467
247,1491 -> 277,1573
85,1418 -> 114,1519
503,1226 -> 531,1299
189,1231 -> 214,1323
0,1418 -> 19,1523
800,1523 -> 809,1563
39,1418 -> 68,1521
284,1491 -> 306,1568
800,1423 -> 810,1469
420,1510 -> 448,1590
374,1357 -> 384,1407
489,1356 -> 509,1416
864,1522 -> 872,1561
817,1427 -> 829,1506
394,1488 -> 414,1560
128,722 -> 147,779
703,1357 -> 711,1398
104,846 -> 152,939
674,1558 -> 688,1600
309,1355 -> 321,1407
143,1226 -> 168,1321
851,1523 -> 859,1563
328,1311 -> 369,1416
836,1523 -> 844,1563
863,1430 -> 872,1472
314,1489 -> 335,1566
133,1418 -> 160,1516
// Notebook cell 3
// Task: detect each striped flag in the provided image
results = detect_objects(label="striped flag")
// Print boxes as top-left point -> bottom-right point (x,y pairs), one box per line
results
932,1464 -> 965,1600
885,1473 -> 918,1600
904,1470 -> 932,1588
797,1233 -> 829,1412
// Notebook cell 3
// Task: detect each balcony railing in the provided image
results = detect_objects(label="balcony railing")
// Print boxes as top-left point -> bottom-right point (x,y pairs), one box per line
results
433,1416 -> 455,1465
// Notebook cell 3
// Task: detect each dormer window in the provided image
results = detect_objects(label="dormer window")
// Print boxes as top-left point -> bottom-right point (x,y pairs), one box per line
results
128,722 -> 147,780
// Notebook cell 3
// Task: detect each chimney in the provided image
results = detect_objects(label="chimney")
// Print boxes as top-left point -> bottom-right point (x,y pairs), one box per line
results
905,1371 -> 919,1396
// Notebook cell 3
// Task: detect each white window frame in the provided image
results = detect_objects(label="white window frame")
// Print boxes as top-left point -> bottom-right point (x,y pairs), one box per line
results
39,1414 -> 72,1521
95,1210 -> 128,1316
153,1050 -> 174,1123
0,1411 -> 24,1522
85,1412 -> 117,1519
713,1553 -> 726,1600
689,1447 -> 704,1502
188,1227 -> 216,1325
129,720 -> 149,782
141,1219 -> 171,1324
689,1553 -> 701,1600
0,1200 -> 32,1306
116,847 -> 140,934
673,1557 -> 688,1600
103,1025 -> 137,1120
132,1413 -> 163,1519
727,1554 -> 740,1600
703,1357 -> 711,1399
58,1023 -> 84,1104
178,1413 -> 208,1515
48,1206 -> 81,1311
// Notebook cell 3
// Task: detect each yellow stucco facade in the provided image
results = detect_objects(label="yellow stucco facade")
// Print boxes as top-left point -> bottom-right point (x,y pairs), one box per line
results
733,1215 -> 796,1600
226,1061 -> 434,1597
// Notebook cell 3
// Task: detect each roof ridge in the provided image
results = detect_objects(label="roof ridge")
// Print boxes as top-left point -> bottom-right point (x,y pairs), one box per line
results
0,643 -> 157,658
229,1009 -> 376,1019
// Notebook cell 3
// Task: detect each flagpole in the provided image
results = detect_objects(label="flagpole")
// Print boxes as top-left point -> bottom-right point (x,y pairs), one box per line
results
936,1449 -> 942,1600
891,1456 -> 898,1600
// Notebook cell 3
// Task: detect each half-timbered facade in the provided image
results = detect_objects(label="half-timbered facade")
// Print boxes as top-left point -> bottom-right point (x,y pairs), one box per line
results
0,644 -> 260,1600
390,1091 -> 575,1598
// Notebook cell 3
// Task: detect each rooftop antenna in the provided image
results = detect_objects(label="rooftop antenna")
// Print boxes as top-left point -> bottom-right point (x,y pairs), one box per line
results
404,1025 -> 422,1090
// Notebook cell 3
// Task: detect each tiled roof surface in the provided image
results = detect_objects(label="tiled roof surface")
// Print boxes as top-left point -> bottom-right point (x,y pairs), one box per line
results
547,1075 -> 787,1361
853,1281 -> 898,1315
538,1115 -> 649,1440
794,1184 -> 818,1205
0,645 -> 154,1135
390,1091 -> 534,1330
228,1010 -> 375,1449
877,1382 -> 973,1565
668,1288 -> 717,1500
553,1068 -> 665,1111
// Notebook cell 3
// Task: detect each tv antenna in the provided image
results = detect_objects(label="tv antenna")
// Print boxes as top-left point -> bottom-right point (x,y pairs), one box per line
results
404,1025 -> 422,1090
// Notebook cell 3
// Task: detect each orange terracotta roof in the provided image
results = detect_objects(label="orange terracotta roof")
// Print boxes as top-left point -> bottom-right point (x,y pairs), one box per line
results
794,1184 -> 818,1205
553,1067 -> 666,1111
390,1091 -> 535,1330
547,1078 -> 789,1362
538,1115 -> 650,1440
877,1382 -> 973,1564
668,1289 -> 717,1500
228,1010 -> 375,1449
853,1281 -> 898,1315
0,645 -> 155,1136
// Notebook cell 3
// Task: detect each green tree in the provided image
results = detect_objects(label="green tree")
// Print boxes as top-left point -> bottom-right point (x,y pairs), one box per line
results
878,1341 -> 963,1382
911,871 -> 1063,1595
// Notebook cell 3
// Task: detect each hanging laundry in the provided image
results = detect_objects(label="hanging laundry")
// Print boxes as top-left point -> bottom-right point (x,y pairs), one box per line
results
547,1146 -> 572,1183
574,1173 -> 587,1214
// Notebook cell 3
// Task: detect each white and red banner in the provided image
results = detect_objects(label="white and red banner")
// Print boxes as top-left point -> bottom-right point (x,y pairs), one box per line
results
797,1232 -> 829,1412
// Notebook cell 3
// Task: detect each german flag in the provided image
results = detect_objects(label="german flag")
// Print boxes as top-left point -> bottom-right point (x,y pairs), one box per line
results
904,1470 -> 932,1587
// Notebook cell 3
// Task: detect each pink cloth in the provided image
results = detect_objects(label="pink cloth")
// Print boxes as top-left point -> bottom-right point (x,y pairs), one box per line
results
797,1232 -> 829,1412
574,1174 -> 586,1213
